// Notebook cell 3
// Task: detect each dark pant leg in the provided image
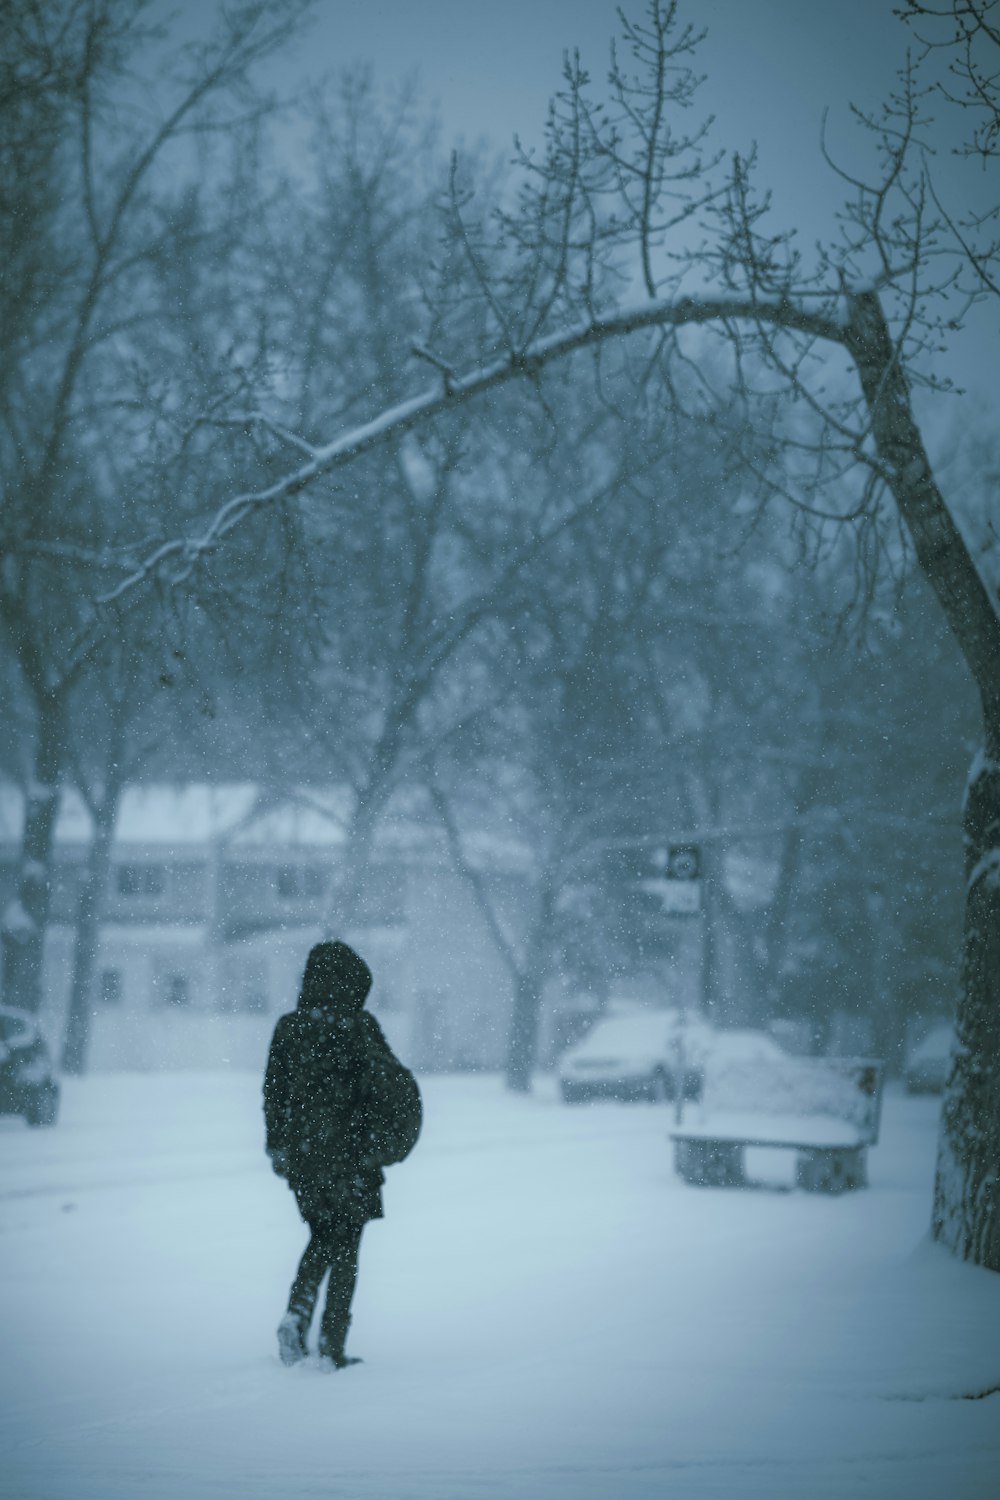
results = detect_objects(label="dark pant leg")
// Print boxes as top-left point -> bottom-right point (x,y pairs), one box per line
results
316,1220 -> 364,1359
287,1229 -> 331,1330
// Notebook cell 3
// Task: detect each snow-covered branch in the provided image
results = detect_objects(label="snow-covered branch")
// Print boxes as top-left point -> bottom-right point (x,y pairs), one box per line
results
98,290 -> 843,608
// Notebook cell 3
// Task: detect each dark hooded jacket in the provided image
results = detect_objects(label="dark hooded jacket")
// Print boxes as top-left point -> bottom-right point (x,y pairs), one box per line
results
263,941 -> 398,1226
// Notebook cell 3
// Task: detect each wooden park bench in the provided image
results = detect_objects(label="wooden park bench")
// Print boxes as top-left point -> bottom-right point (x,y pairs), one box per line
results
670,1054 -> 885,1194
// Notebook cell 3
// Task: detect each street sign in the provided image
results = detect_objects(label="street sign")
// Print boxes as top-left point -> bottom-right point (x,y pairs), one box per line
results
641,876 -> 702,915
635,843 -> 703,915
667,844 -> 701,881
602,841 -> 703,916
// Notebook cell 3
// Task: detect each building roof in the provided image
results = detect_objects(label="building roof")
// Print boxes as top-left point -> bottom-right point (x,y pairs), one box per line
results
0,782 -> 534,871
0,784 -> 342,847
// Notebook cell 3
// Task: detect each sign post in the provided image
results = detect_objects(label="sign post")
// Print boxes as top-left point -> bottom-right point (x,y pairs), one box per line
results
640,843 -> 702,916
641,844 -> 703,1125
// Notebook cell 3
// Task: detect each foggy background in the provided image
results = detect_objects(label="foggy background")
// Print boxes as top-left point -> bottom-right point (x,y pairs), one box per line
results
1,1 -> 998,1496
0,0 -> 988,1081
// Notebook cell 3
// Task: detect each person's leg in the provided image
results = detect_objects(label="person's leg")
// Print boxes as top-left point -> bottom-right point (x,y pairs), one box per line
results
317,1220 -> 364,1367
278,1228 -> 330,1364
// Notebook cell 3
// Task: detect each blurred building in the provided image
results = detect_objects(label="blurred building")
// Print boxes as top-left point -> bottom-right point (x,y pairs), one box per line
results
0,785 -> 529,1073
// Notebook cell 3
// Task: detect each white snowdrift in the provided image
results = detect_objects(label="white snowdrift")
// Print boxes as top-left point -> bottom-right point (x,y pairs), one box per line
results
0,1073 -> 998,1499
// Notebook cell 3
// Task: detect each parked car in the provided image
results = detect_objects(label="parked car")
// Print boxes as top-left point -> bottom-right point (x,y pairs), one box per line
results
0,1006 -> 60,1127
558,1009 -> 710,1104
904,1023 -> 954,1095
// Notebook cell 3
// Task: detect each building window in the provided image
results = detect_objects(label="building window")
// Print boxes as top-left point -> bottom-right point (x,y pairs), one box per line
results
117,864 -> 166,897
164,974 -> 191,1007
224,864 -> 268,897
218,960 -> 268,1014
274,865 -> 326,899
151,956 -> 200,1010
99,969 -> 122,1006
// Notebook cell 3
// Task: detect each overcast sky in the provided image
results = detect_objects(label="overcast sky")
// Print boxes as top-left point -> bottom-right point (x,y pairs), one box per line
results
262,0 -> 989,399
314,2 -> 905,186
297,0 -> 911,221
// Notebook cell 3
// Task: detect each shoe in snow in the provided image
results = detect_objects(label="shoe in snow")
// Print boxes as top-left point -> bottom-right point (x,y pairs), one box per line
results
319,1352 -> 362,1370
277,1313 -> 308,1366
317,1335 -> 361,1370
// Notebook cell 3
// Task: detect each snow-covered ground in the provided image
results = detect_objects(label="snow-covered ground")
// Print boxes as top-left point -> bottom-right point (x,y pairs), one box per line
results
1,1074 -> 998,1499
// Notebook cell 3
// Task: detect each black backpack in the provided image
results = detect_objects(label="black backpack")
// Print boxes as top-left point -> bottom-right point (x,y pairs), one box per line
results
364,1050 -> 422,1165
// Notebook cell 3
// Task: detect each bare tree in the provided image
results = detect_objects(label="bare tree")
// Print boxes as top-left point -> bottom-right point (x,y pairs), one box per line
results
59,620 -> 186,1075
52,4 -> 1000,1266
0,0 -> 310,1017
426,407 -> 745,1089
902,0 -> 1000,162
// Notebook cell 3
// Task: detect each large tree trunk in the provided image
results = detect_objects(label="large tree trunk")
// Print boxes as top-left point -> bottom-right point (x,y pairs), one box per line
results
504,884 -> 555,1093
427,778 -> 546,1091
933,745 -> 1000,1268
325,707 -> 409,933
757,819 -> 805,1017
505,968 -> 546,1094
327,779 -> 392,932
1,695 -> 64,1016
844,289 -> 1000,1270
61,784 -> 120,1075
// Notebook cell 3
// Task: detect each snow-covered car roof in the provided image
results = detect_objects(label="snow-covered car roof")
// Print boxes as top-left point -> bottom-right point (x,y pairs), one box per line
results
569,1010 -> 707,1059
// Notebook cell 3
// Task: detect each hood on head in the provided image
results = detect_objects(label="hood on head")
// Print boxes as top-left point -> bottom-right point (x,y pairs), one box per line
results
298,940 -> 372,1015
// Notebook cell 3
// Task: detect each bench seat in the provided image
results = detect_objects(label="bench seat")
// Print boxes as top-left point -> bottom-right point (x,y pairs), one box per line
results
669,1057 -> 885,1194
671,1113 -> 871,1193
671,1110 -> 866,1151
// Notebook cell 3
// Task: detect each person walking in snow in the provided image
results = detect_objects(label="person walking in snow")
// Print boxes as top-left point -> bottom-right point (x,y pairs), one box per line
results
263,940 -> 420,1369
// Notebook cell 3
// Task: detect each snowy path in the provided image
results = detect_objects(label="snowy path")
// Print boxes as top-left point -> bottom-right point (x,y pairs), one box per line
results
1,1073 -> 998,1499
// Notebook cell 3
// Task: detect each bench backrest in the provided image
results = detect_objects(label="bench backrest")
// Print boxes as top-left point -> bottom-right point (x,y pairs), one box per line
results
703,1054 -> 885,1145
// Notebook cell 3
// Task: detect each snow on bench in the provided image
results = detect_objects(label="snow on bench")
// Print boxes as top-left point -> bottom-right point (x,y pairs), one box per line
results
671,1055 -> 885,1194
